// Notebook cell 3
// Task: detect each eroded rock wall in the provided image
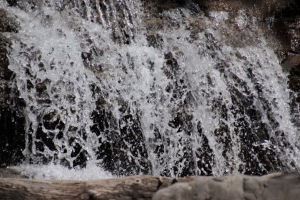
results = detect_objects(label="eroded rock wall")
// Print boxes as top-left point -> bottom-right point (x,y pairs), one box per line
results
0,8 -> 25,167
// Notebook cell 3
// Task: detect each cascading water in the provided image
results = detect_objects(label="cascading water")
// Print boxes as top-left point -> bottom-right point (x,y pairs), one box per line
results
1,0 -> 300,179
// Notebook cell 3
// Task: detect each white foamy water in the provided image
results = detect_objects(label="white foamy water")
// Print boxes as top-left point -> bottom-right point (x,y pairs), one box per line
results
2,0 -> 300,179
11,163 -> 114,180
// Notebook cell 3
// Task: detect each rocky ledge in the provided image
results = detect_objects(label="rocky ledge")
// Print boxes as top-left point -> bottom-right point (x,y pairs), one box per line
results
0,169 -> 299,200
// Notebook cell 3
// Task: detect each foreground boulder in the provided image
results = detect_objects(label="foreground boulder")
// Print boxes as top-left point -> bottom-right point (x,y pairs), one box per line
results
0,170 -> 300,200
154,173 -> 300,200
0,173 -> 191,200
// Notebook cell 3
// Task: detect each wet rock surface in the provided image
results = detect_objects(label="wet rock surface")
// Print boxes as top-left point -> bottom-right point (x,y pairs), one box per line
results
271,1 -> 300,129
0,8 -> 25,167
0,168 -> 28,178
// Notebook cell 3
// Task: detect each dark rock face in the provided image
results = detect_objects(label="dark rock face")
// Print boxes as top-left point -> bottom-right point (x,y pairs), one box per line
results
91,103 -> 151,176
271,1 -> 300,128
194,0 -> 299,18
0,9 -> 25,167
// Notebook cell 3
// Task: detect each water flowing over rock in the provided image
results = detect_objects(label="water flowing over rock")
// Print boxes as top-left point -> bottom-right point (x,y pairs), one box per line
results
0,0 -> 300,178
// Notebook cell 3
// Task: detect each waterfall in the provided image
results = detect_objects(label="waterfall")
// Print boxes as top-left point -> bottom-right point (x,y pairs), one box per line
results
2,0 -> 300,179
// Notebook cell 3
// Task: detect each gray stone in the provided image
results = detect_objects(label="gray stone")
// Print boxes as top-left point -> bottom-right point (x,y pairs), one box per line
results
153,173 -> 300,200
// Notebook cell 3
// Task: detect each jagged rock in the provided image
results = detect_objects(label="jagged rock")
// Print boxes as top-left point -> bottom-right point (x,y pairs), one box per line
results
0,8 -> 19,33
0,8 -> 25,167
270,1 -> 300,128
0,168 -> 28,178
194,0 -> 299,18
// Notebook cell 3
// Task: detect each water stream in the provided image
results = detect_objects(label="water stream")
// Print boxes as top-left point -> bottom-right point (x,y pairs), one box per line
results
2,0 -> 300,179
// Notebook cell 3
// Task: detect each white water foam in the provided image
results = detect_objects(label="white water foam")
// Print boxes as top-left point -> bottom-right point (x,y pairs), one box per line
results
11,163 -> 114,180
3,0 -> 300,178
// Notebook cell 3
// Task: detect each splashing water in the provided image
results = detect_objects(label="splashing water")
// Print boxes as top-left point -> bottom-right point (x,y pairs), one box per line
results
2,0 -> 300,179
